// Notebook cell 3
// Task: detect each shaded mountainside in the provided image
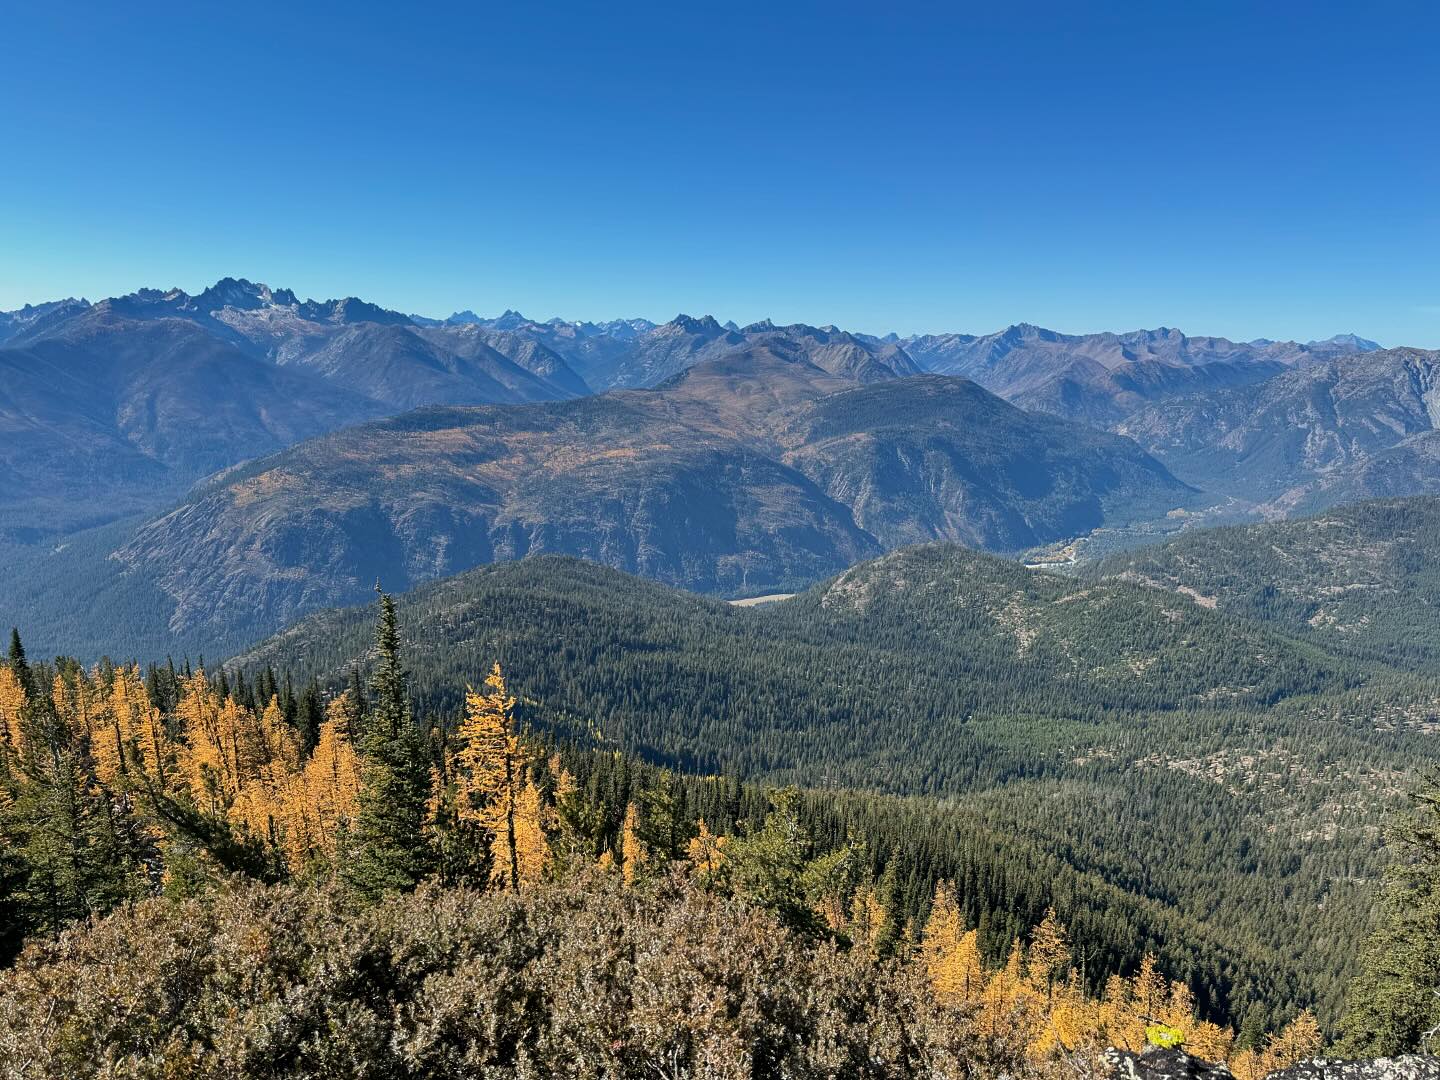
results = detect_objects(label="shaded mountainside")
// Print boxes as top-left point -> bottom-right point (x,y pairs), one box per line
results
0,312 -> 388,537
274,322 -> 571,410
1115,349 -> 1440,506
87,352 -> 1189,650
774,376 -> 1186,548
1092,497 -> 1440,672
231,547 -> 1436,1025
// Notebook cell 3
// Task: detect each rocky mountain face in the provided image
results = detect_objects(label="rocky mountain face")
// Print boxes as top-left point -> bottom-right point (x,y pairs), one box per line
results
95,349 -> 1187,645
418,308 -> 921,391
1115,348 -> 1440,507
0,297 -> 91,345
898,324 -> 1381,426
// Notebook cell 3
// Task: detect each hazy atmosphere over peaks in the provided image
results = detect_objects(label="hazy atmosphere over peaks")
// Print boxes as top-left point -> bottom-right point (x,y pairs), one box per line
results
4,3 -> 1439,345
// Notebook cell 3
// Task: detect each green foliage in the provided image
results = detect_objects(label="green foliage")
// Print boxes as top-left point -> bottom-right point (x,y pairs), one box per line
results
1339,769 -> 1440,1056
344,593 -> 435,900
725,788 -> 832,934
1091,497 -> 1440,673
1147,1025 -> 1185,1049
230,550 -> 1430,1027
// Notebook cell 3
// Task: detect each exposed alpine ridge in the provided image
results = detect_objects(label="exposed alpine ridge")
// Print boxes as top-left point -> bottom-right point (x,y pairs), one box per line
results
0,297 -> 90,345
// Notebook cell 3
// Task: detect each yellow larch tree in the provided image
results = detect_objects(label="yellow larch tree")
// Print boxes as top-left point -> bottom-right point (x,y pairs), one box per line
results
1048,970 -> 1105,1053
177,672 -> 244,813
620,801 -> 648,885
1131,953 -> 1168,1030
108,665 -> 175,788
981,937 -> 1043,1048
1026,907 -> 1073,999
1186,1020 -> 1235,1065
0,664 -> 27,766
1229,1047 -> 1263,1080
228,697 -> 305,860
453,664 -> 537,890
922,881 -> 983,1003
300,692 -> 363,864
848,880 -> 888,958
512,775 -> 550,886
1099,972 -> 1145,1052
1160,978 -> 1196,1031
686,818 -> 728,882
1254,1010 -> 1322,1076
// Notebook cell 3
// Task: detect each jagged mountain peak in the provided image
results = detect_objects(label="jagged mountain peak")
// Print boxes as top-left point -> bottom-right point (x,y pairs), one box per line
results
666,313 -> 726,335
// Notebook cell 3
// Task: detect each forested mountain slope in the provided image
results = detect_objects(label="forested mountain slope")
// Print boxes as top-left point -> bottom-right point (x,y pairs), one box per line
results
1092,497 -> 1440,671
233,546 -> 1437,1024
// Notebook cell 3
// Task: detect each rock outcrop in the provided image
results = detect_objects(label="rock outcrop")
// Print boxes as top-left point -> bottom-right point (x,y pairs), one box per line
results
1105,1049 -> 1440,1080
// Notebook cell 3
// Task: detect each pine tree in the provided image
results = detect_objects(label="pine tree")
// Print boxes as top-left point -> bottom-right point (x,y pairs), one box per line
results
727,788 -> 822,933
345,591 -> 434,899
1339,768 -> 1440,1055
7,629 -> 34,699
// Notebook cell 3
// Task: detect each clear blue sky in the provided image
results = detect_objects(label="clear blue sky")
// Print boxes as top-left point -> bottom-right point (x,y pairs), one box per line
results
3,1 -> 1438,345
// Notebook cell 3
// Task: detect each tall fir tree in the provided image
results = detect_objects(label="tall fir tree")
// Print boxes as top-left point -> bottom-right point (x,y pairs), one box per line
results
1339,769 -> 1440,1055
344,590 -> 434,900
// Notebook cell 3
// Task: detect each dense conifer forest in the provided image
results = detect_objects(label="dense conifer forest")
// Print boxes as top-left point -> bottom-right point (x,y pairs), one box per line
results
1,572 -> 1436,1075
4,514 -> 1440,1074
228,545 -> 1438,1025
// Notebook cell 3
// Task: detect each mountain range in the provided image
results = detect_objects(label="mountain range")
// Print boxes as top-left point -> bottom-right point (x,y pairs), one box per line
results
25,345 -> 1180,654
4,275 -> 1431,659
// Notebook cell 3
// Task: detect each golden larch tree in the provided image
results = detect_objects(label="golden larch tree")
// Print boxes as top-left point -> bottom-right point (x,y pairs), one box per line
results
620,801 -> 648,885
512,775 -> 550,886
1026,907 -> 1072,999
0,664 -> 27,766
301,692 -> 363,863
922,880 -> 978,1003
453,664 -> 535,890
686,818 -> 728,882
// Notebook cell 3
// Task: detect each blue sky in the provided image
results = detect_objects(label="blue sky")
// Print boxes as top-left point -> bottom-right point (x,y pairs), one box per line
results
2,2 -> 1437,345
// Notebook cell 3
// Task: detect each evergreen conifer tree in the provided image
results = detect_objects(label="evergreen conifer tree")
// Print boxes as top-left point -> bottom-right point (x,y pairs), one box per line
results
1339,769 -> 1440,1055
344,591 -> 434,900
